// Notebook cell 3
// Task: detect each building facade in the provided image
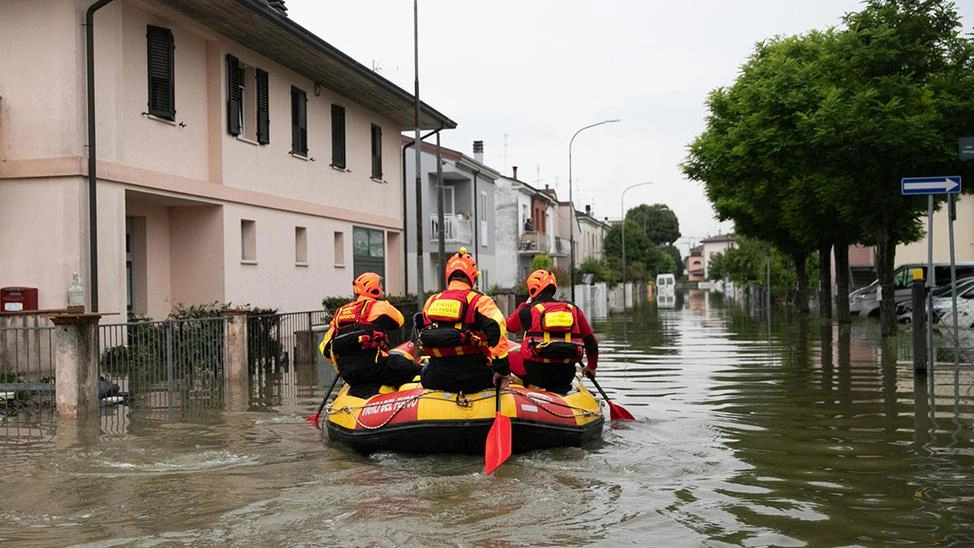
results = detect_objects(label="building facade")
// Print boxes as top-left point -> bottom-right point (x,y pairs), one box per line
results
403,139 -> 499,294
0,0 -> 453,318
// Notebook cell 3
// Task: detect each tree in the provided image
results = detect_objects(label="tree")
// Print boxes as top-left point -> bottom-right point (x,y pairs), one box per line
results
684,0 -> 974,331
626,204 -> 681,246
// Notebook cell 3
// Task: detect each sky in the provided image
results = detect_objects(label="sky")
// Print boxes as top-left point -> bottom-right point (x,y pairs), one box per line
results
284,0 -> 974,254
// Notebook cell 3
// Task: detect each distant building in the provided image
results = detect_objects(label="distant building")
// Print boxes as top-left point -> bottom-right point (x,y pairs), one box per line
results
403,139 -> 500,293
700,233 -> 736,280
494,170 -> 563,290
687,245 -> 705,282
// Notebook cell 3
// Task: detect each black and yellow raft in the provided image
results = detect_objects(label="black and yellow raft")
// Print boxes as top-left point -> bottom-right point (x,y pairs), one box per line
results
324,378 -> 605,455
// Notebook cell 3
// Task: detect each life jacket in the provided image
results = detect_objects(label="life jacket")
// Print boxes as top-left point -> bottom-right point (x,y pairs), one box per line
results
328,300 -> 388,356
419,288 -> 488,357
522,301 -> 585,364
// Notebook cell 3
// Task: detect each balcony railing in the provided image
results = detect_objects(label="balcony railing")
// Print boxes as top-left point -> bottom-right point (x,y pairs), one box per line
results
519,231 -> 550,254
430,214 -> 472,244
553,237 -> 570,256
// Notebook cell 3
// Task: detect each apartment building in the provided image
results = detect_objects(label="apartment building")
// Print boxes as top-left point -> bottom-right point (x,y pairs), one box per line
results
0,0 -> 454,318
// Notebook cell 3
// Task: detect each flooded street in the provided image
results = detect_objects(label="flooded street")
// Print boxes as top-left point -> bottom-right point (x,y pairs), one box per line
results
2,290 -> 973,546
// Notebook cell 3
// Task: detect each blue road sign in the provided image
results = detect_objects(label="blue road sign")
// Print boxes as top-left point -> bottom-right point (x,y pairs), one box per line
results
901,176 -> 961,195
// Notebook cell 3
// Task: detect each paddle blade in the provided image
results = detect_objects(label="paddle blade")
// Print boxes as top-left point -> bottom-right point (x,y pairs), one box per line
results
484,413 -> 512,475
608,401 -> 636,421
305,413 -> 321,429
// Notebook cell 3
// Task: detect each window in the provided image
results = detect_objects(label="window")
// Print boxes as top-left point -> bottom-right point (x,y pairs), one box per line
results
146,26 -> 175,120
480,191 -> 489,247
291,86 -> 308,156
370,123 -> 382,179
228,55 -> 271,144
241,219 -> 256,263
353,227 -> 384,278
331,104 -> 346,168
334,231 -> 345,267
295,226 -> 308,265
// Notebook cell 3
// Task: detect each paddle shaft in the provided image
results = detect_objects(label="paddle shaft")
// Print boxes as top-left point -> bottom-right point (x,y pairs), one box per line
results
586,373 -> 635,420
309,372 -> 342,420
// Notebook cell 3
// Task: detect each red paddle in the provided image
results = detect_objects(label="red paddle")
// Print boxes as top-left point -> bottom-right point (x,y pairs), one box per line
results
484,381 -> 512,475
586,374 -> 635,421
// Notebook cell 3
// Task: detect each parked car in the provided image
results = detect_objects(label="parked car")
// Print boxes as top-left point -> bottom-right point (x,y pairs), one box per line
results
936,293 -> 974,328
896,276 -> 974,323
850,263 -> 974,317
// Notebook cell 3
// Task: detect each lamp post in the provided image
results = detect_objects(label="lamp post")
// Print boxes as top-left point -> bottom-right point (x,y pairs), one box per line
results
621,181 -> 654,308
568,119 -> 619,302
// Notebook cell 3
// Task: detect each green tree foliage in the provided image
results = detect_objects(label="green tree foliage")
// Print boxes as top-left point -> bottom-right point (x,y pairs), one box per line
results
531,254 -> 554,271
626,204 -> 682,246
577,257 -> 613,283
661,244 -> 684,278
710,237 -> 820,298
683,0 -> 974,330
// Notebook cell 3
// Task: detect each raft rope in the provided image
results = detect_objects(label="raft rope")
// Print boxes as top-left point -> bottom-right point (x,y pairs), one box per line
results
325,387 -> 600,429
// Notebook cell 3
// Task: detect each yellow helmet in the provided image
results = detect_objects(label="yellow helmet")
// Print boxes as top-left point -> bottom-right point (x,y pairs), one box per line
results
526,269 -> 557,299
353,272 -> 384,298
445,247 -> 479,286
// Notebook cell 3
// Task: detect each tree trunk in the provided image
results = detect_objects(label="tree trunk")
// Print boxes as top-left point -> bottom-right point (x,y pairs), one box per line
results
834,239 -> 851,324
793,252 -> 809,313
818,242 -> 833,319
876,232 -> 897,337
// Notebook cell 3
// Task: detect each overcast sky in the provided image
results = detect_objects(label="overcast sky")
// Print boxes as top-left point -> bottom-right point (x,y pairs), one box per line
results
285,0 -> 974,252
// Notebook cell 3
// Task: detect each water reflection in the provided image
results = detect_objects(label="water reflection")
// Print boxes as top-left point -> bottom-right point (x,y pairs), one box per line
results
1,290 -> 972,545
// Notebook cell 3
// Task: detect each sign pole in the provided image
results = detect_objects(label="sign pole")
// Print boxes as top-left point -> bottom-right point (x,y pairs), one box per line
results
926,195 -> 934,374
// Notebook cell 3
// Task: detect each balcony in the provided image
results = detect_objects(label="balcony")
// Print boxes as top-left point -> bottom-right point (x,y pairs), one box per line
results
553,237 -> 570,257
519,231 -> 550,254
430,214 -> 472,244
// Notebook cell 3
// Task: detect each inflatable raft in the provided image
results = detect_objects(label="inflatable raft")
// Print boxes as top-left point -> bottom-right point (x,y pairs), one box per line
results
324,378 -> 604,454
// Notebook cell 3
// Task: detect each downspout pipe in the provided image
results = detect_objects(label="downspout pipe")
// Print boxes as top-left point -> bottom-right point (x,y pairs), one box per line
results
401,128 -> 439,297
86,0 -> 114,313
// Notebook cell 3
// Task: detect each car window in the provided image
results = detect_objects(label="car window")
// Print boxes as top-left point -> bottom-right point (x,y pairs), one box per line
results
893,267 -> 920,289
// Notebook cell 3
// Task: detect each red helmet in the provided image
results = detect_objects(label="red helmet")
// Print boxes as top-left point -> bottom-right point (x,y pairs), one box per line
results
526,269 -> 557,299
445,247 -> 479,286
353,272 -> 384,298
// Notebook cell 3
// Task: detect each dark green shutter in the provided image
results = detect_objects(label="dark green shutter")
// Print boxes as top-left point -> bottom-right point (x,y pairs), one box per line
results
291,87 -> 307,155
256,69 -> 269,144
370,124 -> 382,179
226,54 -> 242,135
331,104 -> 345,168
146,26 -> 175,120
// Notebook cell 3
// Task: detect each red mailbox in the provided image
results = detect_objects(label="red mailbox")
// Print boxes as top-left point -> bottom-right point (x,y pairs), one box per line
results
1,287 -> 38,311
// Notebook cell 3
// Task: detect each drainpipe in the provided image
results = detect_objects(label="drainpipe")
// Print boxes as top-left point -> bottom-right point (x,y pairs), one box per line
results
401,129 -> 439,297
472,170 -> 479,267
85,0 -> 114,313
435,132 -> 445,290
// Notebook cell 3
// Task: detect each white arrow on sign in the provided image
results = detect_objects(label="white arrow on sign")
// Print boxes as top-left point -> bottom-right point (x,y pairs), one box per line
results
901,176 -> 961,195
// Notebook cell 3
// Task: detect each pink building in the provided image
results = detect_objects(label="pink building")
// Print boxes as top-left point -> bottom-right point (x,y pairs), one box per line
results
0,0 -> 454,318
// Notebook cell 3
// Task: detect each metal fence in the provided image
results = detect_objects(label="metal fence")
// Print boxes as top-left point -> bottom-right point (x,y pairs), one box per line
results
249,310 -> 328,408
99,317 -> 227,411
0,325 -> 56,416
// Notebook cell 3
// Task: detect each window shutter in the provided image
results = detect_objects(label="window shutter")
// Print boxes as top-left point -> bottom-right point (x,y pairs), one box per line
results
371,124 -> 382,179
291,87 -> 307,155
226,54 -> 242,136
256,69 -> 269,144
146,26 -> 175,120
331,104 -> 345,168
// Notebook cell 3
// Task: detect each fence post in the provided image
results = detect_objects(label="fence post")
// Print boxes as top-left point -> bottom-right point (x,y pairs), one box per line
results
223,311 -> 249,410
51,313 -> 102,418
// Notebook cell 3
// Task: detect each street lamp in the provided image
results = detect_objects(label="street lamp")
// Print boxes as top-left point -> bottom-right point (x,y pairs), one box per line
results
568,119 -> 619,302
621,181 -> 654,307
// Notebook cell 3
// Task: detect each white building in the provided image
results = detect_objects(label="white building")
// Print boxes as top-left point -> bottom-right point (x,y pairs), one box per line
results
403,140 -> 500,294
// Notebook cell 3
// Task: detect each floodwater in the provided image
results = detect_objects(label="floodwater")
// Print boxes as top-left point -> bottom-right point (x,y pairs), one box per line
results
2,289 -> 973,546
